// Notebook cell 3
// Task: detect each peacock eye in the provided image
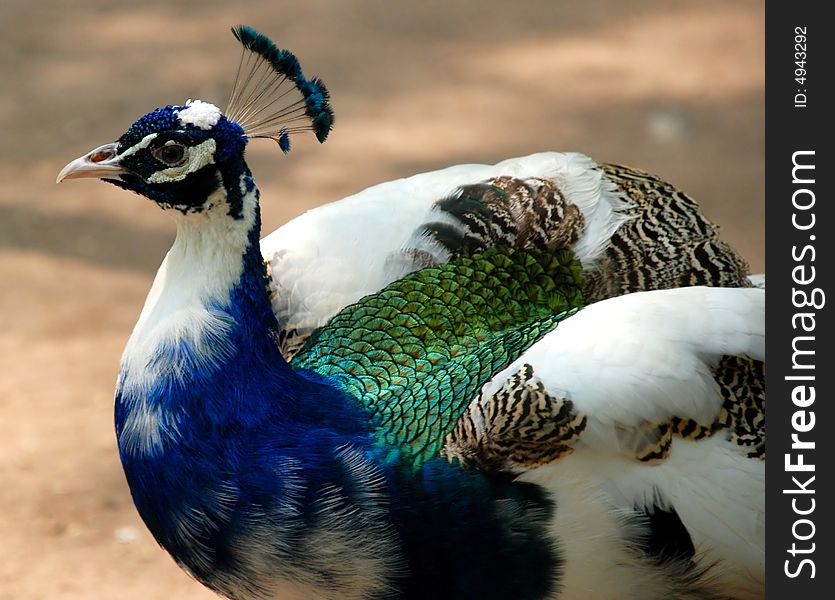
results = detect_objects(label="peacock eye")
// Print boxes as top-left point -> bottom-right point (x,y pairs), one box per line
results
152,141 -> 187,166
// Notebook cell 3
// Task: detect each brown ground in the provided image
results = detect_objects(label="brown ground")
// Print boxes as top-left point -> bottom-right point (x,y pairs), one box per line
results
0,1 -> 763,598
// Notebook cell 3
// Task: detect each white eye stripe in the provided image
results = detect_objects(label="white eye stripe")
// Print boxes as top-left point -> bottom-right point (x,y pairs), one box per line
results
147,138 -> 217,184
119,133 -> 159,158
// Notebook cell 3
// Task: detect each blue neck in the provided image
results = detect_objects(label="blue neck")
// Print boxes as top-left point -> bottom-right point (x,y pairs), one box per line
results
114,160 -> 376,588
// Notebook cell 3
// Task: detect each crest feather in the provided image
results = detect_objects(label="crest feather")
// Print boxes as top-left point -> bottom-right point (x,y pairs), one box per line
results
226,25 -> 333,150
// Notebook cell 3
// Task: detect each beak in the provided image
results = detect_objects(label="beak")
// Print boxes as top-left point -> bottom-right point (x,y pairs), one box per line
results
56,143 -> 128,183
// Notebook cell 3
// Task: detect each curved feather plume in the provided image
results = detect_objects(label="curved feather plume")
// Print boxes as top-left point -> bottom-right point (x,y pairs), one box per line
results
226,25 -> 334,152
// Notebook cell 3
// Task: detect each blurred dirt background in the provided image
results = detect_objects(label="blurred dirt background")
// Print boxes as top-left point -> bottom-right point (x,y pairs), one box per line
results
0,1 -> 763,598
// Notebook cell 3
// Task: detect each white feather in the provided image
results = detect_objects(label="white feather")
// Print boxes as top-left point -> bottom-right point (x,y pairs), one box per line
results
747,273 -> 765,289
176,99 -> 222,130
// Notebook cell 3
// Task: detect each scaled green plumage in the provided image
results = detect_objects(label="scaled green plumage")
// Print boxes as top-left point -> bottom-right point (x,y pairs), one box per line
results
292,246 -> 585,467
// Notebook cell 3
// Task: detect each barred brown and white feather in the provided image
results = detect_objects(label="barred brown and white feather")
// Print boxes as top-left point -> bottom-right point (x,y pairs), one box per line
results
583,163 -> 752,299
442,364 -> 587,470
616,421 -> 675,463
712,355 -> 766,459
406,176 -> 586,262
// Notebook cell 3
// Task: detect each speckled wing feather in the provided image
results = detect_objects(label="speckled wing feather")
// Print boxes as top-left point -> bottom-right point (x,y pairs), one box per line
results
587,163 -> 752,296
291,246 -> 584,467
402,176 -> 586,261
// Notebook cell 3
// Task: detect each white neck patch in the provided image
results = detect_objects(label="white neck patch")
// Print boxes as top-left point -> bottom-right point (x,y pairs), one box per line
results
118,173 -> 260,457
177,99 -> 222,130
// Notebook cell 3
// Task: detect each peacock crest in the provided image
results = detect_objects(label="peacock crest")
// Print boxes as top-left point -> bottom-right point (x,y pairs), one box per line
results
226,25 -> 333,152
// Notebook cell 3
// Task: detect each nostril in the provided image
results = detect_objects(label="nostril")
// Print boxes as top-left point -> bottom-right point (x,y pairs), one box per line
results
90,148 -> 115,163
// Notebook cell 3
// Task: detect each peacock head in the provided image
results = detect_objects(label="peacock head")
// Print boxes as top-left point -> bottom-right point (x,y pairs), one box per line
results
57,26 -> 333,216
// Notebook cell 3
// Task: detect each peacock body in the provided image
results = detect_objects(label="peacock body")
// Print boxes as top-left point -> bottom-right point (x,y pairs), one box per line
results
57,26 -> 765,600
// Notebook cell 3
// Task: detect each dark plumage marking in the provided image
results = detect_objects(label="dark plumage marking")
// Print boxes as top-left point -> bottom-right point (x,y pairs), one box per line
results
223,170 -> 257,220
443,364 -> 588,470
113,162 -> 222,214
670,416 -> 715,441
632,503 -> 697,565
584,163 -> 752,299
616,421 -> 674,463
410,176 -> 585,261
711,355 -> 766,459
386,462 -> 560,600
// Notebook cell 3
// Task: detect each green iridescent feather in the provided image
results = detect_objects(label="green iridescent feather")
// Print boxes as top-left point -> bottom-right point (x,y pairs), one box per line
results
291,246 -> 585,467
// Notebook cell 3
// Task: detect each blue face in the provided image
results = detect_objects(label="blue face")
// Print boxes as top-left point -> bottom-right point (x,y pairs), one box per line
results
109,103 -> 249,213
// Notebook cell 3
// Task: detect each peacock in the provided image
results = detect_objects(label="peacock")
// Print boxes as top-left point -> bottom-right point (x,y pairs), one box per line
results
57,26 -> 764,600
